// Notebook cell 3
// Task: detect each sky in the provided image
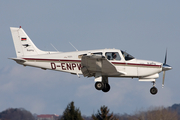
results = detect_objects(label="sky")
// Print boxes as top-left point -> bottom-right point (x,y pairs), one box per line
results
0,0 -> 180,116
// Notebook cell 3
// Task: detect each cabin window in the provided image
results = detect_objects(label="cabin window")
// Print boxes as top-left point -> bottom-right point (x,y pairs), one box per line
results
121,50 -> 134,61
105,52 -> 121,60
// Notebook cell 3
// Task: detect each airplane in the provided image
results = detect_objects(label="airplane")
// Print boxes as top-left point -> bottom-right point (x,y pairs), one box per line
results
10,26 -> 172,95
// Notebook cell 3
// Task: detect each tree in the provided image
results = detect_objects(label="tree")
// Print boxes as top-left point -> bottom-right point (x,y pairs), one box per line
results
60,101 -> 83,120
92,105 -> 118,120
0,108 -> 35,120
128,106 -> 178,120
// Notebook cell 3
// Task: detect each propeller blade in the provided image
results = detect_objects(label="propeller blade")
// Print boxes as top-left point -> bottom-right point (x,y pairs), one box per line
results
162,71 -> 165,88
162,49 -> 172,88
162,49 -> 172,71
164,49 -> 167,64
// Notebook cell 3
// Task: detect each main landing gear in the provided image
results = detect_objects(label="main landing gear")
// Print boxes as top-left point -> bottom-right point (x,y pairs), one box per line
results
150,81 -> 158,95
94,76 -> 110,93
95,82 -> 111,92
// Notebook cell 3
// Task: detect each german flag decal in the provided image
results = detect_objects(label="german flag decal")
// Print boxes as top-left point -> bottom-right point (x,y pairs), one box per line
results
21,38 -> 27,41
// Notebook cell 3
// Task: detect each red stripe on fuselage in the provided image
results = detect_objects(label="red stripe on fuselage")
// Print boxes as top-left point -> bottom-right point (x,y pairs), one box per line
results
23,58 -> 81,62
112,62 -> 161,67
23,58 -> 161,68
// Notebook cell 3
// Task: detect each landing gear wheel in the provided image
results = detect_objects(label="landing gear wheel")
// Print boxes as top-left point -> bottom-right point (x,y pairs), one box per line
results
102,83 -> 110,92
150,87 -> 158,95
95,82 -> 104,90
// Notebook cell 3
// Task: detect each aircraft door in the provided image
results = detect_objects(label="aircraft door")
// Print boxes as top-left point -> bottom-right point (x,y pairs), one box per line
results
105,52 -> 125,75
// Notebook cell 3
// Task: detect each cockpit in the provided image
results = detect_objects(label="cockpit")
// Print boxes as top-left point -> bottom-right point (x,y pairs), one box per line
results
105,52 -> 121,60
121,50 -> 135,61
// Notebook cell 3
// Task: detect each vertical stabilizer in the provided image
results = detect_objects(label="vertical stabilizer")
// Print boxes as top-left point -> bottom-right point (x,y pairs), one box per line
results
10,27 -> 46,57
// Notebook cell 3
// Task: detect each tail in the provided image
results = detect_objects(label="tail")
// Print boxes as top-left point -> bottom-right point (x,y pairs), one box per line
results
10,27 -> 47,57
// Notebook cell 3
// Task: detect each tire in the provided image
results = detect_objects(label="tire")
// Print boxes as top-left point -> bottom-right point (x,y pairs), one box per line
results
102,83 -> 110,92
95,82 -> 104,90
150,87 -> 158,95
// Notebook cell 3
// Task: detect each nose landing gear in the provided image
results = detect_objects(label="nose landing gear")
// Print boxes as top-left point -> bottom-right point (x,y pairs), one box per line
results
150,87 -> 158,95
150,81 -> 158,95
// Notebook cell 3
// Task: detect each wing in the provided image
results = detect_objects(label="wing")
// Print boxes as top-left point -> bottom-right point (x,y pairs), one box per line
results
81,55 -> 126,77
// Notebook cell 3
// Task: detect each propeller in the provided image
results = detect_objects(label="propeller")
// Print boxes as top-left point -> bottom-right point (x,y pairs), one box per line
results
162,49 -> 172,88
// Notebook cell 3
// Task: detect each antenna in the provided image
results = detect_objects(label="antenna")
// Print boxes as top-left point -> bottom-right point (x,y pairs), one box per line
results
50,43 -> 59,52
69,42 -> 78,51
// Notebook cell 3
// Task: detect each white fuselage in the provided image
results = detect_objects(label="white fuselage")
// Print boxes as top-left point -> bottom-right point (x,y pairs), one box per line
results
19,49 -> 162,79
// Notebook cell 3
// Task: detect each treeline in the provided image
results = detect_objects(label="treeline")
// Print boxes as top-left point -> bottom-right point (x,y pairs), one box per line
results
0,102 -> 180,120
0,108 -> 35,120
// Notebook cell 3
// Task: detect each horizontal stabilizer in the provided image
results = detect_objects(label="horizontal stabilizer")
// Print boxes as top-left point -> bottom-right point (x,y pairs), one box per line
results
9,58 -> 26,64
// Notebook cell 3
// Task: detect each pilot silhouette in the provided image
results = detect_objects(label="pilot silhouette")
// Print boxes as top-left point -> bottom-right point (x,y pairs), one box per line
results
112,53 -> 117,60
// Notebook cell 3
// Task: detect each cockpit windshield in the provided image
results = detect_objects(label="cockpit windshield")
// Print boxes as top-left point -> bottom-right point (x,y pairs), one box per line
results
121,50 -> 135,61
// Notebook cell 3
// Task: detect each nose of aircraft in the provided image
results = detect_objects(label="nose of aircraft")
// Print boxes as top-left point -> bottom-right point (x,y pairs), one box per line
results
162,63 -> 172,71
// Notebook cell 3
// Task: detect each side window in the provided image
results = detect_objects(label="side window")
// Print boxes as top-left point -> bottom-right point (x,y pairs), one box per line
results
78,52 -> 102,59
105,52 -> 121,60
91,52 -> 102,55
78,54 -> 87,59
